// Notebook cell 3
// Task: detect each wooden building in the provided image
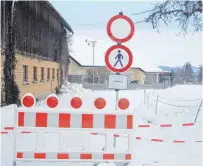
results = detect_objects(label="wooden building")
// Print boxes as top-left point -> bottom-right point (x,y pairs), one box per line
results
1,1 -> 73,103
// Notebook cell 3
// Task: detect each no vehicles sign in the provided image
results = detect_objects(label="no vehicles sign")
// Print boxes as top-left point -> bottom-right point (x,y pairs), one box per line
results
107,14 -> 135,43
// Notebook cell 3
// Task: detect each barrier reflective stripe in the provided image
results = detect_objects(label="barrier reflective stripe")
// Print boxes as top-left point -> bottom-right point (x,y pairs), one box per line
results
127,115 -> 133,129
182,123 -> 194,126
57,153 -> 69,159
4,127 -> 14,130
18,112 -> 133,130
59,114 -> 70,128
160,124 -> 172,127
16,152 -> 131,160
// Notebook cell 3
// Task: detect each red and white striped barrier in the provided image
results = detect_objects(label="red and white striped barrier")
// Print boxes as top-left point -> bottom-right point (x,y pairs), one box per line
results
135,136 -> 202,144
137,123 -> 195,128
2,127 -> 14,130
1,122 -> 196,133
12,97 -> 135,163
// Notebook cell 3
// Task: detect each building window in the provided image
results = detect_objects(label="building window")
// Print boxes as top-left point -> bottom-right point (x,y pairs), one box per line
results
57,69 -> 59,80
33,66 -> 37,82
22,65 -> 28,82
47,68 -> 50,80
52,68 -> 55,80
41,67 -> 44,81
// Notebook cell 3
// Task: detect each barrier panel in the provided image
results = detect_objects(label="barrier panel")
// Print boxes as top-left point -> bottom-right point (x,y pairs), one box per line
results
12,93 -> 135,165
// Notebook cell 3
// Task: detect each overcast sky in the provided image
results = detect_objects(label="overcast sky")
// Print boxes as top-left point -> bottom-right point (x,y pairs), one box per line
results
50,0 -> 202,67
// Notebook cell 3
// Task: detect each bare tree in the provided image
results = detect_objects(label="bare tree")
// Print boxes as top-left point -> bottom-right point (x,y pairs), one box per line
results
67,37 -> 73,53
181,62 -> 194,83
96,68 -> 110,83
86,68 -> 110,83
2,1 -> 20,106
172,68 -> 184,84
86,68 -> 97,83
198,65 -> 202,83
61,34 -> 73,82
145,0 -> 202,34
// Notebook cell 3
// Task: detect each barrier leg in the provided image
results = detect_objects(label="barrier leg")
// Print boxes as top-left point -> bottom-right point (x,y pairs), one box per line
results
13,161 -> 16,166
113,136 -> 116,148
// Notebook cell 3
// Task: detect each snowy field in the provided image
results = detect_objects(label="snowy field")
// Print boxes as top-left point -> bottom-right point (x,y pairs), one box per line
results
1,84 -> 202,166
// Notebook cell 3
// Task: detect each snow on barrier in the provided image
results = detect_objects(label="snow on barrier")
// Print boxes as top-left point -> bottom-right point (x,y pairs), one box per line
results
12,93 -> 135,165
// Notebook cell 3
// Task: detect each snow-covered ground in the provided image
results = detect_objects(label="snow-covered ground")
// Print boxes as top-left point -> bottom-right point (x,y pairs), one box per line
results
1,84 -> 202,166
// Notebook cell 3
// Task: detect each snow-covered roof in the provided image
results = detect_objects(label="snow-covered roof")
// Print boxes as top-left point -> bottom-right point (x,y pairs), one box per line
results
70,35 -> 164,73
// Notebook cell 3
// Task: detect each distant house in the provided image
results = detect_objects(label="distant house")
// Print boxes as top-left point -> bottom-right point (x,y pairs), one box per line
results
1,1 -> 73,101
68,36 -> 170,84
68,55 -> 145,83
145,71 -> 171,84
68,55 -> 171,84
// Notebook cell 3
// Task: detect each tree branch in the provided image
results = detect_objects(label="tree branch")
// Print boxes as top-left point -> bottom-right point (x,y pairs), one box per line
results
145,0 -> 202,34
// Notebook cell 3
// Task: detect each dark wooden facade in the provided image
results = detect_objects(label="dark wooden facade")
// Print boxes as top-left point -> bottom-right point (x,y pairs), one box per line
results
1,1 -> 73,61
1,1 -> 73,106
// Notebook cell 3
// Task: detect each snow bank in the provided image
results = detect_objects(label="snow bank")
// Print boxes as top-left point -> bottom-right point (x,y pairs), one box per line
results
0,85 -> 202,166
0,104 -> 15,128
61,81 -> 91,94
35,81 -> 91,107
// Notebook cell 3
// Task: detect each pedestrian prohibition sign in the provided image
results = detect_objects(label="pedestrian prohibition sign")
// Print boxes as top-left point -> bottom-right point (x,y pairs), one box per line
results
105,45 -> 133,73
107,14 -> 135,43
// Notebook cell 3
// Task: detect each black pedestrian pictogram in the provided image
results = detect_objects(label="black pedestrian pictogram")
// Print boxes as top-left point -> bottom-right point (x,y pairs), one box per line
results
114,50 -> 123,67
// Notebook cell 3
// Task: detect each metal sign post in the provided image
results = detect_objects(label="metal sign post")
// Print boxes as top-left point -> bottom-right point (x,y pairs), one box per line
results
115,72 -> 120,110
115,42 -> 121,111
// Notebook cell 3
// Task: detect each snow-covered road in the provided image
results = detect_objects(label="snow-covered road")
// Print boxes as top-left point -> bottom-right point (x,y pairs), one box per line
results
1,84 -> 202,166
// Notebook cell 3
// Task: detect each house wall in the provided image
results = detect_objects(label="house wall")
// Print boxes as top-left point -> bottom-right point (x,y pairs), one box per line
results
127,69 -> 145,84
145,73 -> 157,84
1,53 -> 59,99
68,58 -> 87,75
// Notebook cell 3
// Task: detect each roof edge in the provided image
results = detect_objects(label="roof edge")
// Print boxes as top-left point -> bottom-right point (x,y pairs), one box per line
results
45,1 -> 74,34
70,55 -> 82,66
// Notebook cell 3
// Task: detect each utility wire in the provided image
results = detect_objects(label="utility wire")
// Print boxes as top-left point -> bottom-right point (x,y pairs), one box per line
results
74,9 -> 151,28
152,89 -> 202,101
131,9 -> 153,16
150,99 -> 201,108
152,92 -> 202,101
158,95 -> 203,102
134,20 -> 146,24
158,99 -> 202,108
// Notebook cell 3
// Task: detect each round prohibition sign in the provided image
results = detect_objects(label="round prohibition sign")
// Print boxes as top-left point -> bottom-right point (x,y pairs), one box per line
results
107,14 -> 135,43
105,45 -> 133,73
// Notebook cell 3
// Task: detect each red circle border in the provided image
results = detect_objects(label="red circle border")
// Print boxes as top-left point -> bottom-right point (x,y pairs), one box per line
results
107,15 -> 135,43
105,45 -> 133,73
